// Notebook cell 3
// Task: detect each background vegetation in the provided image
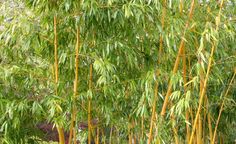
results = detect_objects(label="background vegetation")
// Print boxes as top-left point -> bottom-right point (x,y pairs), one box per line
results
0,0 -> 235,143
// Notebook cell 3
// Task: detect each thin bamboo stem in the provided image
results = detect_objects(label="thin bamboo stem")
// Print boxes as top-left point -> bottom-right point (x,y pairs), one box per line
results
212,71 -> 236,144
53,15 -> 65,144
189,43 -> 215,144
179,0 -> 183,14
148,81 -> 158,144
183,46 -> 191,143
202,95 -> 208,143
96,127 -> 99,144
57,127 -> 65,144
171,114 -> 179,144
179,0 -> 191,142
189,1 -> 224,143
186,52 -> 193,143
161,0 -> 196,116
197,116 -> 202,144
208,112 -> 213,144
197,47 -> 204,144
147,1 -> 166,143
68,27 -> 80,144
54,16 -> 58,87
185,111 -> 190,143
88,64 -> 93,144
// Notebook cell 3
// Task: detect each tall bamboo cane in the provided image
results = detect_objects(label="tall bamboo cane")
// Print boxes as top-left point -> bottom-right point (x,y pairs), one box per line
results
212,70 -> 236,144
207,105 -> 213,143
161,0 -> 196,116
54,15 -> 65,144
68,27 -> 80,144
182,42 -> 191,143
197,46 -> 204,144
178,0 -> 192,142
96,127 -> 99,144
147,1 -> 166,143
88,64 -> 93,144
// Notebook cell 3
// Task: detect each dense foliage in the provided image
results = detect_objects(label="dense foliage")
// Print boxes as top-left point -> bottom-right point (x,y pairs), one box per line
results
0,0 -> 235,143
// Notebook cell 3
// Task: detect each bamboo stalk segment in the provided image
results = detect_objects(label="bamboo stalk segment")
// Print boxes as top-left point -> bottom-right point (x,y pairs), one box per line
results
88,64 -> 93,144
54,15 -> 65,144
68,27 -> 80,144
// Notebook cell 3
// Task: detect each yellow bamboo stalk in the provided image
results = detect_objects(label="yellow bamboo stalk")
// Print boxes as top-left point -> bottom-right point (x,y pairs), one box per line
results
147,82 -> 158,144
208,112 -> 213,144
128,119 -> 132,144
161,0 -> 196,116
197,116 -> 202,144
171,114 -> 179,144
147,1 -> 166,143
181,23 -> 191,144
179,0 -> 183,14
189,1 -> 224,143
68,27 -> 80,144
88,64 -> 93,144
186,51 -> 194,143
54,16 -> 59,87
189,43 -> 215,144
96,127 -> 99,144
183,45 -> 191,144
185,111 -> 190,142
197,49 -> 204,144
212,70 -> 236,144
57,127 -> 65,144
53,15 -> 65,144
202,94 -> 208,143
129,130 -> 132,144
180,0 -> 192,142
220,135 -> 223,144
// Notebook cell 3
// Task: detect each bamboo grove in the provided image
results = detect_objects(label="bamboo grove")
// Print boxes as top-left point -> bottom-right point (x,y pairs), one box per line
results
0,0 -> 236,143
